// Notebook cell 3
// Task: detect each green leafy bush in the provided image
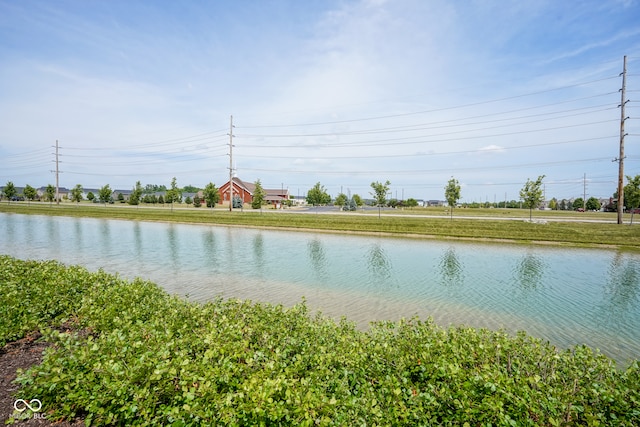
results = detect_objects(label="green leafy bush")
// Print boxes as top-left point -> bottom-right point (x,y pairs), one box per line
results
2,256 -> 639,425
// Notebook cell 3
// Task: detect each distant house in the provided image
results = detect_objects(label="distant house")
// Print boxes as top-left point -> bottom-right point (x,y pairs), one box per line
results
218,177 -> 290,207
37,186 -> 69,200
112,189 -> 133,202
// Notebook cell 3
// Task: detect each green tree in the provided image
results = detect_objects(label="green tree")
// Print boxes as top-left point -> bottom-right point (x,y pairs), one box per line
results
306,182 -> 331,207
353,194 -> 363,207
203,182 -> 220,208
370,180 -> 391,218
158,195 -> 165,205
405,198 -> 419,208
444,177 -> 461,219
45,184 -> 56,206
165,177 -> 181,211
182,185 -> 200,193
252,179 -> 266,210
129,181 -> 142,206
184,196 -> 192,205
144,184 -> 166,194
70,184 -> 83,205
3,181 -> 16,203
573,197 -> 584,211
586,197 -> 600,211
193,195 -> 202,208
548,198 -> 558,210
87,192 -> 95,202
519,175 -> 545,220
23,184 -> 37,205
334,193 -> 348,208
624,174 -> 640,224
98,184 -> 112,205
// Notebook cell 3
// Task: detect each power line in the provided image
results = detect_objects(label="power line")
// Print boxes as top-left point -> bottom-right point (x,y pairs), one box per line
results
236,76 -> 619,129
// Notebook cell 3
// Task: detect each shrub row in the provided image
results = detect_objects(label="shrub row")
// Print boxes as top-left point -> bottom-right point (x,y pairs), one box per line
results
2,255 -> 639,425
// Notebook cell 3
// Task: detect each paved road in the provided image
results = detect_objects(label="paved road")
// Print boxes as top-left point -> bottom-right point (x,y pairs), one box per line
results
273,206 -> 637,224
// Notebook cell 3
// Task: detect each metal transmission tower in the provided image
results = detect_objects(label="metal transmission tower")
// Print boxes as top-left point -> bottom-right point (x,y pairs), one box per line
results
615,56 -> 629,224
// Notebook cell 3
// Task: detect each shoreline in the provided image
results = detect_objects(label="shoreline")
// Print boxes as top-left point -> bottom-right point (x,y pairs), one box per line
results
1,203 -> 638,251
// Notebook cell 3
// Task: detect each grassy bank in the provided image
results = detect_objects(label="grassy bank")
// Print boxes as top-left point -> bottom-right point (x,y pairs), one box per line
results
2,256 -> 639,426
1,202 -> 639,250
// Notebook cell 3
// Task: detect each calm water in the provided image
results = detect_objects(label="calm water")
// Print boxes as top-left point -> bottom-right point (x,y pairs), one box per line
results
1,212 -> 639,365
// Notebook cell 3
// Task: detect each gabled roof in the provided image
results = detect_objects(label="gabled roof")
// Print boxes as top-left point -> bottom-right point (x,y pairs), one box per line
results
221,177 -> 290,198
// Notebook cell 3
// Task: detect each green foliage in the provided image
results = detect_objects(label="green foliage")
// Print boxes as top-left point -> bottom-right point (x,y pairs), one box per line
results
23,184 -> 37,203
405,198 -> 419,208
2,256 -> 638,426
307,182 -> 331,206
334,193 -> 348,207
165,177 -> 182,207
98,184 -> 112,204
87,192 -> 95,202
45,184 -> 56,204
370,180 -> 390,207
444,177 -> 461,218
520,175 -> 545,220
0,257 -> 102,346
573,197 -> 585,211
203,182 -> 220,208
182,185 -> 201,193
625,174 -> 640,210
143,184 -> 167,194
586,197 -> 600,211
252,179 -> 266,209
193,195 -> 202,208
352,194 -> 363,207
3,180 -> 17,201
129,181 -> 143,206
70,184 -> 83,204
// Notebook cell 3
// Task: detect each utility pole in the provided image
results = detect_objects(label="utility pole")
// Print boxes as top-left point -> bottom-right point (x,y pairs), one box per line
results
583,173 -> 587,211
51,140 -> 60,205
615,56 -> 628,224
228,115 -> 234,212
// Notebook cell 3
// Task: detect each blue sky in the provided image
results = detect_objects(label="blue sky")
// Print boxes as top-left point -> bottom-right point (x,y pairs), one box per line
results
1,0 -> 639,202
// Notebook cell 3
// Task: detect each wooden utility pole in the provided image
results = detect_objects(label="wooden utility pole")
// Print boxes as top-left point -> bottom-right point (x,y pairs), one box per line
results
616,56 -> 628,224
228,115 -> 234,212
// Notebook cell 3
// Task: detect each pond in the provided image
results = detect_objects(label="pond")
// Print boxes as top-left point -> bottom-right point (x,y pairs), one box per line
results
1,212 -> 639,365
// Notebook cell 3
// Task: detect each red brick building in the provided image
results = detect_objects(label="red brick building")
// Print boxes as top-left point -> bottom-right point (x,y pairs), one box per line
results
218,177 -> 290,207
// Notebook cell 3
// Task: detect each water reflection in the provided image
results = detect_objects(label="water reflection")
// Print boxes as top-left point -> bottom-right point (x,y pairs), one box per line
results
439,247 -> 463,286
307,238 -> 328,280
513,252 -> 545,290
366,243 -> 393,285
74,219 -> 83,253
201,230 -> 219,273
47,217 -> 61,254
167,224 -> 179,269
98,220 -> 112,258
601,252 -> 640,321
132,222 -> 142,260
253,233 -> 265,273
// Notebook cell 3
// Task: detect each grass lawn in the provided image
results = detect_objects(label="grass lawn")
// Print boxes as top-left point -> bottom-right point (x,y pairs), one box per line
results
1,201 -> 638,250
